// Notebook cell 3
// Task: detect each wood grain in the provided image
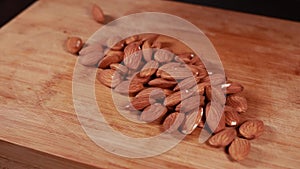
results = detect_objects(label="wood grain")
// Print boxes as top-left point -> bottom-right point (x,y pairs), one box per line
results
0,0 -> 300,168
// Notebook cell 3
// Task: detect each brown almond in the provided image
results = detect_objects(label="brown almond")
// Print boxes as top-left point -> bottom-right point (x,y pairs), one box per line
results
156,62 -> 181,77
189,82 -> 210,95
97,69 -> 121,88
129,97 -> 155,110
180,108 -> 203,134
79,43 -> 103,56
206,86 -> 226,105
239,120 -> 264,139
173,76 -> 201,91
154,48 -> 174,63
178,95 -> 201,113
208,128 -> 237,147
229,138 -> 251,161
163,89 -> 195,107
110,63 -> 128,75
142,41 -> 153,62
66,37 -> 84,54
125,35 -> 139,45
224,106 -> 240,126
148,78 -> 177,89
140,60 -> 159,77
226,94 -> 248,113
135,87 -> 166,100
223,81 -> 244,94
176,96 -> 205,111
123,42 -> 142,69
114,80 -> 144,95
98,54 -> 123,69
92,4 -> 105,24
152,41 -> 162,49
140,103 -> 168,123
163,112 -> 185,133
205,103 -> 226,133
79,51 -> 104,66
160,67 -> 193,80
106,36 -> 125,51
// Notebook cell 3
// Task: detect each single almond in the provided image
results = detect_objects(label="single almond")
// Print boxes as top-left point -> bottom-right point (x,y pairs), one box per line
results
140,60 -> 159,77
148,78 -> 177,89
106,36 -> 125,51
97,69 -> 121,88
224,106 -> 240,126
229,138 -> 251,161
223,81 -> 244,94
205,103 -> 226,133
163,112 -> 185,133
135,87 -> 166,100
142,41 -> 153,62
180,108 -> 203,134
124,42 -> 142,69
154,48 -> 174,63
226,94 -> 248,113
140,103 -> 168,123
92,4 -> 105,23
79,43 -> 103,56
156,62 -> 181,77
163,89 -> 195,107
173,76 -> 201,91
177,95 -> 201,113
160,66 -> 193,80
114,80 -> 144,95
79,51 -> 104,66
176,96 -> 205,111
98,54 -> 123,69
208,128 -> 237,147
66,37 -> 84,54
129,97 -> 155,111
110,63 -> 128,75
127,72 -> 151,84
239,120 -> 264,139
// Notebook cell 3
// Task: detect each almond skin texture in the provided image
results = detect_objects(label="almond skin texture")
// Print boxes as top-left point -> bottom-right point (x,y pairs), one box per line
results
129,97 -> 155,111
163,112 -> 185,133
180,108 -> 203,134
239,120 -> 264,139
135,87 -> 166,100
92,4 -> 105,23
114,80 -> 144,95
66,37 -> 84,54
205,103 -> 226,133
148,78 -> 177,89
164,89 -> 195,107
140,60 -> 159,77
208,128 -> 237,147
123,42 -> 142,70
97,69 -> 121,88
154,48 -> 174,63
226,94 -> 248,113
229,138 -> 251,161
156,62 -> 181,77
173,76 -> 200,91
224,106 -> 240,126
109,63 -> 128,75
140,103 -> 168,123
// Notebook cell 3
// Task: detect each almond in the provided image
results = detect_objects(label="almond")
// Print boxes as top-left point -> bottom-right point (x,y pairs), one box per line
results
114,80 -> 144,95
125,35 -> 140,45
127,72 -> 151,84
176,96 -> 205,111
189,82 -> 210,95
79,51 -> 104,66
140,60 -> 159,77
140,103 -> 168,123
79,43 -> 103,56
106,36 -> 125,51
173,76 -> 201,91
224,106 -> 240,126
156,62 -> 181,77
135,87 -> 166,100
129,97 -> 155,111
66,37 -> 84,54
98,51 -> 124,69
229,138 -> 251,161
206,86 -> 226,105
226,94 -> 248,113
152,41 -> 162,49
205,103 -> 226,133
92,4 -> 105,24
148,78 -> 177,89
109,63 -> 128,75
160,67 -> 193,80
97,69 -> 121,88
187,64 -> 208,78
154,48 -> 174,63
174,55 -> 191,64
177,95 -> 201,113
209,73 -> 227,86
239,120 -> 264,139
123,42 -> 142,69
208,128 -> 237,147
163,112 -> 185,133
142,41 -> 154,62
164,89 -> 195,107
180,108 -> 203,134
223,81 -> 244,94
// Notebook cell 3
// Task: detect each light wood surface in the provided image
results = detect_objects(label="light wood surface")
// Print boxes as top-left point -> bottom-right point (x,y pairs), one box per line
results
0,0 -> 300,168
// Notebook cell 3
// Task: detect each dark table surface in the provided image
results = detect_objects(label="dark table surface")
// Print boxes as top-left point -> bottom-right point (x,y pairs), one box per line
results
1,0 -> 300,27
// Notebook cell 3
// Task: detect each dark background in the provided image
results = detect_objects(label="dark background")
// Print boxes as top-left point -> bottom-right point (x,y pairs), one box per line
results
1,0 -> 300,27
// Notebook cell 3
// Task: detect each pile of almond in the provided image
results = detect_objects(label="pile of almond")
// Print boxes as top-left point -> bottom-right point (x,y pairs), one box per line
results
67,33 -> 264,161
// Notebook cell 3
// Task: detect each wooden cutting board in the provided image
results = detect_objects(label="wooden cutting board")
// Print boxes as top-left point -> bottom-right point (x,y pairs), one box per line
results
0,0 -> 299,168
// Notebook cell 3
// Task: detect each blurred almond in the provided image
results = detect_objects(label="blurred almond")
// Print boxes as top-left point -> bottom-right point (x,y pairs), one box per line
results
97,69 -> 121,88
124,42 -> 142,69
140,60 -> 159,77
66,37 -> 84,54
180,108 -> 203,134
163,112 -> 185,133
114,80 -> 144,95
154,48 -> 174,63
148,78 -> 177,89
92,4 -> 105,23
223,81 -> 244,94
140,103 -> 168,123
110,63 -> 128,75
